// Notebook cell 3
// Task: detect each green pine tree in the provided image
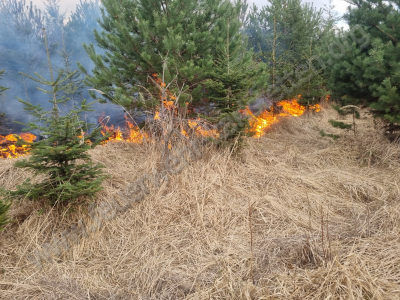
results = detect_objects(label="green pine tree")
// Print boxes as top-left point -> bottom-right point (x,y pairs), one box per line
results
245,0 -> 325,102
297,37 -> 330,110
79,0 -> 248,113
0,198 -> 11,231
204,19 -> 262,147
0,69 -> 8,125
327,0 -> 400,136
7,29 -> 109,208
58,34 -> 86,108
43,0 -> 65,55
64,0 -> 102,64
0,70 -> 10,228
328,104 -> 360,136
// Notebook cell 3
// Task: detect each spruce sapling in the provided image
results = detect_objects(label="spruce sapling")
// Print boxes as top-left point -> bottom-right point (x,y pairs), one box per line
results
0,69 -> 10,228
7,28 -> 109,208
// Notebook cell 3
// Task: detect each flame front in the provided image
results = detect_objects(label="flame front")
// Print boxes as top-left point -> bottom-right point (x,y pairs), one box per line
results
243,96 -> 321,138
1,93 -> 322,159
152,74 -> 218,138
0,133 -> 36,159
186,119 -> 219,138
125,115 -> 149,143
152,73 -> 176,109
98,114 -> 148,144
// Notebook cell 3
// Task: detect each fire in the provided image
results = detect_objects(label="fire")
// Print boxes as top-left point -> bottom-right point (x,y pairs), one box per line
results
0,133 -> 36,159
243,96 -> 320,138
152,73 -> 176,109
19,133 -> 36,143
279,99 -> 305,116
242,108 -> 279,138
99,115 -> 148,144
187,119 -> 219,138
1,92 -> 321,159
152,74 -> 218,138
125,115 -> 149,143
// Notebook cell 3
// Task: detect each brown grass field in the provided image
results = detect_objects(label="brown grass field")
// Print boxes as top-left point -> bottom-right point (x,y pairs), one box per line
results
1,105 -> 400,299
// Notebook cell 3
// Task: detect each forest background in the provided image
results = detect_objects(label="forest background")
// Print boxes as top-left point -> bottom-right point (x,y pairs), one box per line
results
0,0 -> 345,134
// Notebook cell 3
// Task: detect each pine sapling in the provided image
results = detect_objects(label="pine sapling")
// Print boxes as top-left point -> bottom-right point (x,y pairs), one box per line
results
7,28 -> 109,208
320,130 -> 340,140
204,19 -> 261,151
0,69 -> 9,125
0,198 -> 11,231
0,71 -> 10,228
328,104 -> 360,136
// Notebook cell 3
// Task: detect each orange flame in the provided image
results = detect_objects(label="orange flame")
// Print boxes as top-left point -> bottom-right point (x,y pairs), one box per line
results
1,94 -> 321,159
0,133 -> 36,159
125,115 -> 149,143
99,114 -> 148,144
152,73 -> 176,109
152,74 -> 218,138
187,119 -> 219,138
243,96 -> 320,138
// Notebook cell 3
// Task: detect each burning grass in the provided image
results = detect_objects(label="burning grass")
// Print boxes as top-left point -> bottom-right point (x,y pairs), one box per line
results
242,96 -> 321,138
98,114 -> 149,144
1,104 -> 400,299
0,133 -> 36,159
0,96 -> 318,159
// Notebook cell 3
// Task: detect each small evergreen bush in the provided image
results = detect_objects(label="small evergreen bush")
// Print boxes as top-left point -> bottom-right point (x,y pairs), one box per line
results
328,119 -> 352,130
320,130 -> 339,140
7,29 -> 109,208
0,197 -> 11,231
0,69 -> 10,227
0,69 -> 9,125
204,20 -> 262,151
328,104 -> 360,136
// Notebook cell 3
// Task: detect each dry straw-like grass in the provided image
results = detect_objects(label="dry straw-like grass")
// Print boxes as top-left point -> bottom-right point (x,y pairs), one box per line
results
1,105 -> 400,299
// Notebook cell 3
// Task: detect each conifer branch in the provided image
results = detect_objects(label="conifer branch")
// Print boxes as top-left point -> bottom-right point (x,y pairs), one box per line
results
43,27 -> 59,118
373,24 -> 398,44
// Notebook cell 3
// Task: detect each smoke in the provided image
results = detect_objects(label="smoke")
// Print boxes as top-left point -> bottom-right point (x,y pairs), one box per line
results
0,0 -> 125,135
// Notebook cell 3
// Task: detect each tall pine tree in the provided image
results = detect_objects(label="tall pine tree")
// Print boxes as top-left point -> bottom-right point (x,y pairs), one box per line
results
0,69 -> 8,125
0,70 -> 10,230
64,0 -> 102,65
79,0 -> 248,113
204,19 -> 262,146
327,0 -> 400,135
245,0 -> 328,103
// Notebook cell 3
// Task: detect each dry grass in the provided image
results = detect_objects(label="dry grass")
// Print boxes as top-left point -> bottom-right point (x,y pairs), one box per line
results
1,105 -> 400,299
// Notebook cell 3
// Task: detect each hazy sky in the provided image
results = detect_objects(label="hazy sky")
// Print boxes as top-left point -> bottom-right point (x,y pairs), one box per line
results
30,0 -> 351,14
249,0 -> 350,14
249,0 -> 351,28
29,0 -> 351,21
30,0 -> 81,17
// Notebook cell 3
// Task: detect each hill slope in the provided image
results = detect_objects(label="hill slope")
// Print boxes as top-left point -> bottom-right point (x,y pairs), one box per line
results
1,106 -> 400,299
